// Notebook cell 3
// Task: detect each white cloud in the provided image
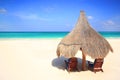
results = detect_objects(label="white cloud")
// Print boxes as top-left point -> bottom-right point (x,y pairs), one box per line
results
87,16 -> 93,19
14,13 -> 51,21
99,19 -> 120,31
103,20 -> 115,26
17,14 -> 39,20
0,8 -> 7,13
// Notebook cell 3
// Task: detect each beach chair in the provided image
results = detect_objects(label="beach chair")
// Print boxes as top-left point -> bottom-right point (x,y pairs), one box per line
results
64,57 -> 78,72
88,58 -> 104,73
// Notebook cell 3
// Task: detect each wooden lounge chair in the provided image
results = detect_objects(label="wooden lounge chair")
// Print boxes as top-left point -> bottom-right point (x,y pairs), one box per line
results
88,58 -> 104,73
64,57 -> 78,72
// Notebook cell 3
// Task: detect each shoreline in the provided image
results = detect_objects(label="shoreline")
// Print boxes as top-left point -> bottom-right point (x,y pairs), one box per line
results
0,37 -> 120,39
0,31 -> 120,39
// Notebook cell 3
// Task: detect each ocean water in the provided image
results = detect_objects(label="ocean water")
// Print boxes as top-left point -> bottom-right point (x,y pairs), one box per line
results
0,32 -> 120,39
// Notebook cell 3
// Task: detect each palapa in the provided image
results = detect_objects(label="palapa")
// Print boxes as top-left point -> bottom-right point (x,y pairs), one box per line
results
56,11 -> 113,59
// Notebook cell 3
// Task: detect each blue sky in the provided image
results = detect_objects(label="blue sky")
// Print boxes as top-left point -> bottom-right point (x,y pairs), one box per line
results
0,0 -> 120,32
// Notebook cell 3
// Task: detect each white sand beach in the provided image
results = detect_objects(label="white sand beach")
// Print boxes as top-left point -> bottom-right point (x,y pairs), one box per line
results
0,38 -> 120,80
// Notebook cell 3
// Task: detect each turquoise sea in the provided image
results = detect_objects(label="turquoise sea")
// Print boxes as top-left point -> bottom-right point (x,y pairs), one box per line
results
0,32 -> 120,39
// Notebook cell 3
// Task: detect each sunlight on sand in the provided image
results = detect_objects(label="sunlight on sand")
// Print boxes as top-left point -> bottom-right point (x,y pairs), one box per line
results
0,39 -> 120,80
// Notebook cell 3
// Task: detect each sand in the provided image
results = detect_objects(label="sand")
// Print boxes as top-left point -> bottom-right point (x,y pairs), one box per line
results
0,38 -> 120,80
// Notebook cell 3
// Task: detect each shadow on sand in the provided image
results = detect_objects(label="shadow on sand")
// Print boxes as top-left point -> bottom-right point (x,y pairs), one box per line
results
52,57 -> 89,71
52,57 -> 67,70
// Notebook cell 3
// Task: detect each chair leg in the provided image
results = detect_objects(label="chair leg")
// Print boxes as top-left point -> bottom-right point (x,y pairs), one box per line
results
101,69 -> 104,72
93,68 -> 104,73
94,71 -> 96,73
68,67 -> 71,72
93,69 -> 96,73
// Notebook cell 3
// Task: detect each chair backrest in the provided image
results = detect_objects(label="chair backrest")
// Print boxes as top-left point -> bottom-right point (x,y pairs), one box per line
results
93,59 -> 104,69
68,57 -> 78,69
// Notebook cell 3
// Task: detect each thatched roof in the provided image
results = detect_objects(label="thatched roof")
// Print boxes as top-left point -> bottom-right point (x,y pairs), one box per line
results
56,11 -> 113,59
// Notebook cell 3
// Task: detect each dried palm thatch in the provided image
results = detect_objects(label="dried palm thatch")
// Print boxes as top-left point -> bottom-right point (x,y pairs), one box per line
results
57,11 -> 113,59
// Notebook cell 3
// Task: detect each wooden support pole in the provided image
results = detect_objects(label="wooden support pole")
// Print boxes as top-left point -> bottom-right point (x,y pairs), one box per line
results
82,52 -> 86,71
